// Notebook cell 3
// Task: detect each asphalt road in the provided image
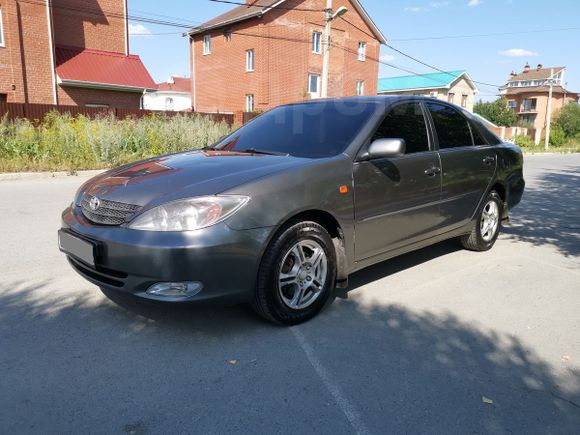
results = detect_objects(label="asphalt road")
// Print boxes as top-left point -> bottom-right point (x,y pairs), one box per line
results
1,154 -> 579,434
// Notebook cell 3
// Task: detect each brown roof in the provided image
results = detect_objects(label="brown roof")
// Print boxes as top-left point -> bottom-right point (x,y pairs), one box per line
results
188,1 -> 280,35
509,66 -> 565,81
504,85 -> 578,97
156,76 -> 191,93
187,0 -> 387,43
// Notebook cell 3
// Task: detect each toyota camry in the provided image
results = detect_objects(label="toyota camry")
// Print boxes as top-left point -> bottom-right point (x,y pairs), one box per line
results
59,97 -> 525,325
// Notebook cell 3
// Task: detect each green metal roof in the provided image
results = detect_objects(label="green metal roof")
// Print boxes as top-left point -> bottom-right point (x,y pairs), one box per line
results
378,70 -> 466,93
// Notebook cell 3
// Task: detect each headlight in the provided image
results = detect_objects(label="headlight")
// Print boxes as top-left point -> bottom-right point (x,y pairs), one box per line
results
128,195 -> 249,232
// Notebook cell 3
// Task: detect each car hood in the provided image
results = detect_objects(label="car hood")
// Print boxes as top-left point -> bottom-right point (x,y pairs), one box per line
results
83,150 -> 309,208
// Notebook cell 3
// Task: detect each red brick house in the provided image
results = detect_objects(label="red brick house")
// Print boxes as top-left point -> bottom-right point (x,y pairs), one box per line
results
187,0 -> 386,113
0,0 -> 155,108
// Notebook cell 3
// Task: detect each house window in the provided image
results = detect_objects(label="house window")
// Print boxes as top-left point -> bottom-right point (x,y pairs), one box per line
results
0,7 -> 4,47
448,93 -> 455,104
522,98 -> 537,112
224,30 -> 232,42
461,94 -> 468,108
357,42 -> 366,61
203,35 -> 211,55
0,94 -> 7,103
246,49 -> 255,72
246,94 -> 255,112
356,80 -> 364,96
308,73 -> 320,98
312,31 -> 322,54
165,97 -> 174,111
507,100 -> 517,109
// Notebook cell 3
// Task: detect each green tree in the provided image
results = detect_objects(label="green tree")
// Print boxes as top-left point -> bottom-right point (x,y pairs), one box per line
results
554,103 -> 580,137
474,97 -> 517,127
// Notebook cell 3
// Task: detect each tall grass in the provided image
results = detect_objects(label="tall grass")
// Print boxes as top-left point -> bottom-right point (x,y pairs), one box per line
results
0,112 -> 232,172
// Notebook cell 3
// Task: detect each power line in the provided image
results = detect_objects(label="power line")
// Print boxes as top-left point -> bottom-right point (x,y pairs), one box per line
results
207,0 -> 322,13
337,15 -> 502,89
390,26 -> 580,42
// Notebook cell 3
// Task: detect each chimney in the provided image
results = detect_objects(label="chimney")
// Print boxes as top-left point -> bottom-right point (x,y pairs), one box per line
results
536,63 -> 543,71
523,62 -> 530,73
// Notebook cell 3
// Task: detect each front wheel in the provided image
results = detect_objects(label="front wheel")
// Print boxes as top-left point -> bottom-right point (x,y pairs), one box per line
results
252,221 -> 336,325
460,191 -> 503,252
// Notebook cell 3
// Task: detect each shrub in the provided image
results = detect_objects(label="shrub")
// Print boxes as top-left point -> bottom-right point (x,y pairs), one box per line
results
514,134 -> 535,148
549,125 -> 566,147
554,103 -> 580,138
0,113 -> 232,172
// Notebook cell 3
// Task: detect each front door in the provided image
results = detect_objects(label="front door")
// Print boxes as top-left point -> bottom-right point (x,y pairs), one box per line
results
353,102 -> 442,261
425,102 -> 497,228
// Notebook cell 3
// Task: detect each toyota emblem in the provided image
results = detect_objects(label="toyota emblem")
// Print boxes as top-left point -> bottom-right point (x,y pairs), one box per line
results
89,196 -> 101,211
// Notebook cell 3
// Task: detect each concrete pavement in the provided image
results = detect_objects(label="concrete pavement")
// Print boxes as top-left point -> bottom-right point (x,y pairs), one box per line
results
0,154 -> 579,434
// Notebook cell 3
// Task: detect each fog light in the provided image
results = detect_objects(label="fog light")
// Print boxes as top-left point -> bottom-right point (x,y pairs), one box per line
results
145,282 -> 203,300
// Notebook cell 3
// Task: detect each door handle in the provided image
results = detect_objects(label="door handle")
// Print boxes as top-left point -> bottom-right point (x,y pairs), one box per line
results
424,166 -> 441,176
483,156 -> 496,166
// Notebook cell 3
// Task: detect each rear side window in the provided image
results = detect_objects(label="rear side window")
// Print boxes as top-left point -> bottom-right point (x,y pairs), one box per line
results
427,103 -> 473,149
373,102 -> 430,154
471,119 -> 502,145
469,120 -> 488,145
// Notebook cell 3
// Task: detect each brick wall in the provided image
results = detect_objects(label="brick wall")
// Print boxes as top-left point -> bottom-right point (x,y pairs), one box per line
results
57,86 -> 142,108
52,0 -> 127,53
0,0 -> 55,104
192,0 -> 381,113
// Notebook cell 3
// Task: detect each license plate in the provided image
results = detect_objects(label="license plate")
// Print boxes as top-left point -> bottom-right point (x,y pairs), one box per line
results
58,230 -> 96,266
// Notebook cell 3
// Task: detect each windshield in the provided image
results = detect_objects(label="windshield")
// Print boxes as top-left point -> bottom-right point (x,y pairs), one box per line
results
214,101 -> 379,158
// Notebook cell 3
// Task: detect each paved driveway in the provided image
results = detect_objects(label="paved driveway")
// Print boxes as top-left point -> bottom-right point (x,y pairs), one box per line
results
1,154 -> 579,434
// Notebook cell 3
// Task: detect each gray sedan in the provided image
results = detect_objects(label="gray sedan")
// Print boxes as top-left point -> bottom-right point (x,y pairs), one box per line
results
59,97 -> 525,325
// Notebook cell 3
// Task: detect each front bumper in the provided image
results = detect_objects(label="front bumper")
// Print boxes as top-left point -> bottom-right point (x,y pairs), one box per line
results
60,205 -> 273,304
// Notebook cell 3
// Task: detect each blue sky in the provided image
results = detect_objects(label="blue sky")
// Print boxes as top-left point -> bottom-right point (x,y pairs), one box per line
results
128,0 -> 580,101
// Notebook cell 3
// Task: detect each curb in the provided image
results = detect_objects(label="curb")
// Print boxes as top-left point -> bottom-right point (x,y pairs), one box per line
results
0,169 -> 106,182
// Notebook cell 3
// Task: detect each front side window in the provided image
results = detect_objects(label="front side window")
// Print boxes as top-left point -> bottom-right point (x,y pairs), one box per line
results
312,31 -> 322,54
358,42 -> 366,61
246,49 -> 255,72
246,94 -> 254,112
215,102 -> 379,158
427,102 -> 473,149
203,35 -> 211,55
0,7 -> 4,47
356,80 -> 364,96
308,73 -> 320,98
373,102 -> 430,154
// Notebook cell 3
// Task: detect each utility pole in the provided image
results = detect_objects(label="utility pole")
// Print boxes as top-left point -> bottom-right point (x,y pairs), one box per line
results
544,68 -> 554,150
321,1 -> 348,98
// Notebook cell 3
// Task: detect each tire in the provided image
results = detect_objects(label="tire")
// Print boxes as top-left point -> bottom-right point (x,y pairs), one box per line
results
252,221 -> 336,325
460,191 -> 503,252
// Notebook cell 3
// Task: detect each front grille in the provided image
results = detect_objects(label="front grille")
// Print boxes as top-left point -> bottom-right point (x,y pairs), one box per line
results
81,194 -> 142,226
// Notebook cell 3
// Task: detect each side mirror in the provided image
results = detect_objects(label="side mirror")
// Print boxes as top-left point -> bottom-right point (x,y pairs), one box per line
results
365,138 -> 406,160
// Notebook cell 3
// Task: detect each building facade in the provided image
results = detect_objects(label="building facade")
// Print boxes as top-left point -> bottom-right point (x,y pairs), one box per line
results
378,70 -> 479,113
0,0 -> 154,108
143,76 -> 192,112
188,0 -> 386,113
500,63 -> 579,139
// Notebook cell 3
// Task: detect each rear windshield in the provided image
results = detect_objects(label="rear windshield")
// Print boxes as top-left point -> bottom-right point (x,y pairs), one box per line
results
214,102 -> 379,158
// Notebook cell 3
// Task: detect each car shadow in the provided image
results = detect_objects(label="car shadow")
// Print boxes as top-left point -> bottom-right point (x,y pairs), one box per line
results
503,166 -> 580,258
1,278 -> 579,433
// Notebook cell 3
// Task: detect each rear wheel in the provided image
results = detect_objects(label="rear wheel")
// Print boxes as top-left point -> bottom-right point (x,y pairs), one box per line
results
460,191 -> 503,251
253,221 -> 336,325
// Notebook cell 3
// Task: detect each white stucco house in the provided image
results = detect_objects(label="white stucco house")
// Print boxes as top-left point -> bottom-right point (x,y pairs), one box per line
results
142,76 -> 192,112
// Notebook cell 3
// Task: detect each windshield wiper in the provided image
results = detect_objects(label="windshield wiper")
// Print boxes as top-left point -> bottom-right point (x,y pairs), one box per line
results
240,148 -> 289,156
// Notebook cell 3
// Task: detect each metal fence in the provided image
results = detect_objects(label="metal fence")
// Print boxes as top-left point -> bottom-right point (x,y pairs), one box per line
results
0,103 -> 238,126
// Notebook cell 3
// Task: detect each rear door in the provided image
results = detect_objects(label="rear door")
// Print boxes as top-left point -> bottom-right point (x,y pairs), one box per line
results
353,101 -> 442,261
425,102 -> 497,229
